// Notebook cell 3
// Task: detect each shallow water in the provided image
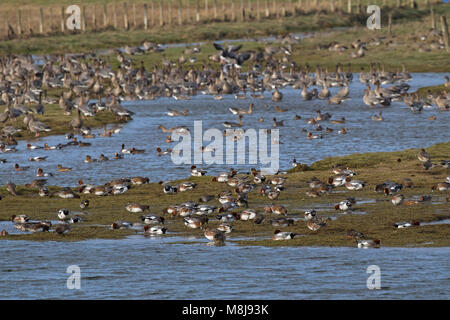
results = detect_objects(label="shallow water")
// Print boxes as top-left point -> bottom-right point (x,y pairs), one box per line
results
0,236 -> 449,299
1,73 -> 448,187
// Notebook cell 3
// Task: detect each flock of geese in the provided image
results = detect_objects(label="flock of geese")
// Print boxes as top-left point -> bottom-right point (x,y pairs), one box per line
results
0,33 -> 449,245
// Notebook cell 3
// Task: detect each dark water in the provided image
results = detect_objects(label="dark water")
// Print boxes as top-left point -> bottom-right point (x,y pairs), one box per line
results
0,236 -> 449,299
1,73 -> 448,186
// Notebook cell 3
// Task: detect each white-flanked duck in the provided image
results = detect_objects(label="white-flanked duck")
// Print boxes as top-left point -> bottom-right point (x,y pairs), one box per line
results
131,177 -> 149,185
144,225 -> 167,235
203,227 -> 226,242
269,217 -> 294,227
217,223 -> 233,233
184,216 -> 208,229
190,165 -> 206,176
264,204 -> 287,215
39,187 -> 49,197
29,156 -> 47,162
327,176 -> 347,187
141,214 -> 165,225
167,108 -> 188,117
335,199 -> 353,211
216,212 -> 239,222
357,239 -> 381,248
80,200 -> 89,209
178,182 -> 197,192
417,149 -> 430,162
307,217 -> 328,231
56,188 -> 80,199
58,209 -> 71,220
111,221 -> 133,229
16,221 -> 51,233
432,182 -> 450,191
236,209 -> 257,221
27,143 -> 43,150
304,209 -> 317,220
345,177 -> 365,190
69,216 -> 82,224
126,203 -> 150,213
273,230 -> 298,240
393,221 -> 420,229
11,214 -> 30,223
223,115 -> 243,128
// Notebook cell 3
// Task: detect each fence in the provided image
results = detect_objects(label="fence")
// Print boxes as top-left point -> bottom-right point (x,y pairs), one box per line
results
0,0 -> 445,40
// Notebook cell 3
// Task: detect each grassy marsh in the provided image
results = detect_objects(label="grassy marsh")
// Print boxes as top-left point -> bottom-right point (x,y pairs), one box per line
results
1,142 -> 449,247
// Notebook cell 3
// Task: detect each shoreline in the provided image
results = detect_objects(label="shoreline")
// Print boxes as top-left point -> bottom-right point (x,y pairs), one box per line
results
1,141 -> 449,247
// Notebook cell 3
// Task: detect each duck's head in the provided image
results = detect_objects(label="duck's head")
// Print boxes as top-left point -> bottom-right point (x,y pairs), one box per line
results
111,223 -> 120,229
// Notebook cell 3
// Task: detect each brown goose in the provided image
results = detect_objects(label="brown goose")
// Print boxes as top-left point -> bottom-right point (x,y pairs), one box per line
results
69,109 -> 83,132
27,116 -> 51,137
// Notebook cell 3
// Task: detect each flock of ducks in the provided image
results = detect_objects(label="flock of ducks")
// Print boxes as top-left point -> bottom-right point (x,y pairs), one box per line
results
3,144 -> 448,247
0,34 -> 449,245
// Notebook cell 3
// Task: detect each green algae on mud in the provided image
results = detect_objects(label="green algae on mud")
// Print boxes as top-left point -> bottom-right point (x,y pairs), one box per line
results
0,142 -> 449,246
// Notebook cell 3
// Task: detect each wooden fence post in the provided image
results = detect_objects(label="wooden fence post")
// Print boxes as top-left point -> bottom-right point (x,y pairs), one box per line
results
273,0 -> 277,18
430,6 -> 436,30
196,0 -> 200,22
347,0 -> 352,14
26,9 -> 31,35
168,0 -> 172,25
231,0 -> 236,21
113,3 -> 118,29
39,8 -> 44,34
92,5 -> 97,31
133,2 -> 137,28
144,4 -> 148,29
441,16 -> 449,53
123,2 -> 129,30
159,0 -> 164,26
5,12 -> 12,39
330,0 -> 335,12
265,0 -> 269,17
388,12 -> 392,37
205,0 -> 209,18
214,0 -> 218,20
257,0 -> 261,20
151,1 -> 155,26
178,0 -> 183,25
103,4 -> 107,28
17,9 -> 22,36
82,6 -> 86,31
222,0 -> 226,21
49,7 -> 54,32
61,6 -> 65,32
240,0 -> 244,21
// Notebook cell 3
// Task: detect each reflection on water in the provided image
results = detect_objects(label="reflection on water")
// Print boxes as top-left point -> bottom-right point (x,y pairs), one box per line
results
0,237 -> 449,299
